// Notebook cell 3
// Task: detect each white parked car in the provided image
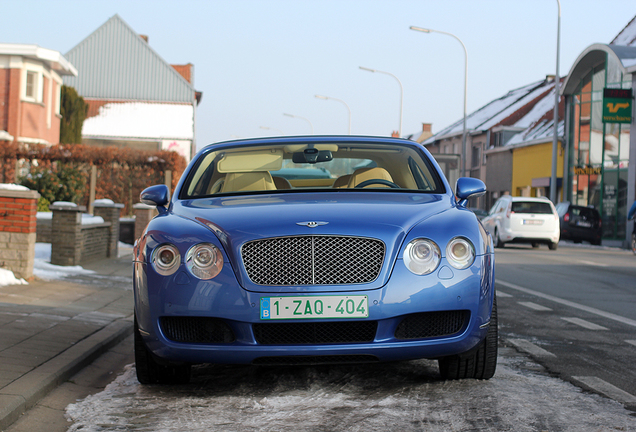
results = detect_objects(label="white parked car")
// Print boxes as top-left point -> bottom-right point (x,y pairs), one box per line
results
482,196 -> 560,250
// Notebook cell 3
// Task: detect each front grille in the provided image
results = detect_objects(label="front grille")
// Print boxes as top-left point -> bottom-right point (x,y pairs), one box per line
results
241,235 -> 385,285
394,310 -> 470,340
253,321 -> 378,344
253,355 -> 379,366
160,317 -> 235,343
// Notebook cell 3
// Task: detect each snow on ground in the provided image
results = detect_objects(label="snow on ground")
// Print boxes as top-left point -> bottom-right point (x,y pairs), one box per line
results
0,268 -> 27,286
64,355 -> 636,432
32,243 -> 96,281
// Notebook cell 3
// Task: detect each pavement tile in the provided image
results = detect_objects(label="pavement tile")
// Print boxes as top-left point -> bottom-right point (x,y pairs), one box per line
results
0,251 -> 134,431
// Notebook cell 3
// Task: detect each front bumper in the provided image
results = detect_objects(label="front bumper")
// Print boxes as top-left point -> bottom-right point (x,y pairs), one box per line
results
134,254 -> 495,365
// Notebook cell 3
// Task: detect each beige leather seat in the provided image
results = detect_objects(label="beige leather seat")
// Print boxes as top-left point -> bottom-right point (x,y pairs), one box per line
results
347,167 -> 394,188
220,172 -> 276,193
332,174 -> 351,188
272,176 -> 293,190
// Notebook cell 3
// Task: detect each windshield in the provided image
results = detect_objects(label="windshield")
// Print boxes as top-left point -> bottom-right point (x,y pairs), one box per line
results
181,141 -> 444,198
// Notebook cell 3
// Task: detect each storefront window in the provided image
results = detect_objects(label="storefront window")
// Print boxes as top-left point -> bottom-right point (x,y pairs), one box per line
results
568,59 -> 632,240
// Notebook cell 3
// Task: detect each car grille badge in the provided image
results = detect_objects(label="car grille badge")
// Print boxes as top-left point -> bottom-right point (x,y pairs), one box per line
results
296,221 -> 329,228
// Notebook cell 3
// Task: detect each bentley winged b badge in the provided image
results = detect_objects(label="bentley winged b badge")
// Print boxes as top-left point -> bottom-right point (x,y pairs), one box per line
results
296,221 -> 329,228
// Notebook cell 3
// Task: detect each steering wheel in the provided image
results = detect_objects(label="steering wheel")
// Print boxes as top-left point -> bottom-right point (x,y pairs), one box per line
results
354,179 -> 401,189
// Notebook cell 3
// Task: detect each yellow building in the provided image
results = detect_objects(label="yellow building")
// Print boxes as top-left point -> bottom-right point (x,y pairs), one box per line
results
511,140 -> 564,200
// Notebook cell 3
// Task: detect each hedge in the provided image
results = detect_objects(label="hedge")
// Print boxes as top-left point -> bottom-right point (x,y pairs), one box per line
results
0,141 -> 187,215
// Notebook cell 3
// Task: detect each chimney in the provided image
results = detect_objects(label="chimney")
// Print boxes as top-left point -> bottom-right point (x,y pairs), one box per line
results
417,123 -> 433,143
140,35 -> 149,43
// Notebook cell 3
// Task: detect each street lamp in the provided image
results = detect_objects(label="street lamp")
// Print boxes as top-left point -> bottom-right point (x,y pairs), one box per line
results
359,66 -> 404,136
550,0 -> 561,204
283,113 -> 314,134
410,26 -> 468,177
315,94 -> 351,134
259,126 -> 284,135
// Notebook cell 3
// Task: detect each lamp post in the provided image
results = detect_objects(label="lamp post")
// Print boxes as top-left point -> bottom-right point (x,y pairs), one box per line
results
410,26 -> 468,177
550,0 -> 561,204
315,95 -> 351,134
359,66 -> 404,136
283,113 -> 314,134
259,126 -> 284,135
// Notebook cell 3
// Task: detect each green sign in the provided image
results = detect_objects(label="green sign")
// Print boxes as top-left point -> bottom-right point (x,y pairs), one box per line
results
602,88 -> 632,124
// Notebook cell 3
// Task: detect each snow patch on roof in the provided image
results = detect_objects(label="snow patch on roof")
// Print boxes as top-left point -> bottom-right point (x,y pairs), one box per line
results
83,102 -> 194,140
612,16 -> 636,46
422,80 -> 554,144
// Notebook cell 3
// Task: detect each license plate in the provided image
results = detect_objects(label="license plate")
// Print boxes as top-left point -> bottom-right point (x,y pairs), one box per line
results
260,295 -> 368,320
523,219 -> 543,225
576,221 -> 592,227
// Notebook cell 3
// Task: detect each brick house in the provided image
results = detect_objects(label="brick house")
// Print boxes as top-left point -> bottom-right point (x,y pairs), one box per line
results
0,44 -> 77,145
63,14 -> 201,161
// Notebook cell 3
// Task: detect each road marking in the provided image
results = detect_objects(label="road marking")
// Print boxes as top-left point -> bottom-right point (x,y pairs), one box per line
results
572,376 -> 636,405
496,290 -> 513,298
626,340 -> 636,347
577,260 -> 609,267
561,317 -> 608,331
507,338 -> 556,358
518,301 -> 552,311
496,280 -> 636,328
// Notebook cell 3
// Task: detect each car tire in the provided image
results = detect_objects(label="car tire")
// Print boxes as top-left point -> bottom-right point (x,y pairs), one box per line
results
548,241 -> 558,251
494,229 -> 504,248
531,242 -> 540,248
134,316 -> 191,385
438,298 -> 498,380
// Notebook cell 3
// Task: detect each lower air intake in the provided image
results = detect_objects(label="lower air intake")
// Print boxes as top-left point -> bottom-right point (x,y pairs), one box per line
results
253,355 -> 379,366
160,317 -> 235,343
394,310 -> 470,340
253,321 -> 377,344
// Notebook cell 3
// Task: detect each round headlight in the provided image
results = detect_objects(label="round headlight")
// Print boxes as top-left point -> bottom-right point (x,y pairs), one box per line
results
186,243 -> 223,280
446,237 -> 475,270
403,238 -> 441,275
152,244 -> 181,276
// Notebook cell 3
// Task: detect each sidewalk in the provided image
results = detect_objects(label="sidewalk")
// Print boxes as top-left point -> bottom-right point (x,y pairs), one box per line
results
0,250 -> 134,431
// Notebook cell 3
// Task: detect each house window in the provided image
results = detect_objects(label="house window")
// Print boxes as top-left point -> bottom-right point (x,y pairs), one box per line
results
55,83 -> 61,115
472,144 -> 481,168
26,71 -> 37,98
24,70 -> 42,102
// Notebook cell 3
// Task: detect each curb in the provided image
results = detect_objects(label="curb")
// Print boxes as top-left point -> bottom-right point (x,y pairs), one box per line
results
0,316 -> 133,431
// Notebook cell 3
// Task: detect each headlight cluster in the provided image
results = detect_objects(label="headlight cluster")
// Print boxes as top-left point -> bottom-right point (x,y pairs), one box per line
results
151,243 -> 223,280
403,237 -> 475,275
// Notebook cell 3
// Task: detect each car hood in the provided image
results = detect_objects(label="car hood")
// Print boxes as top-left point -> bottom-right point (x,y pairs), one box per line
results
174,192 -> 452,292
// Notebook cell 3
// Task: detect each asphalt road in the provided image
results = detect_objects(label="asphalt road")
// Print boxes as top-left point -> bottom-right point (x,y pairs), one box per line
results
495,242 -> 636,407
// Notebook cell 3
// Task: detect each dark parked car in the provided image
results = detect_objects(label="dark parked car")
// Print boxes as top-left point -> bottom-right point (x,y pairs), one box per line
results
556,202 -> 602,245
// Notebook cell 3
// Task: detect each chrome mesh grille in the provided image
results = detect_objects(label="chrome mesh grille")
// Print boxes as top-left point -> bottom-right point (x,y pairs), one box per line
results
242,236 -> 385,285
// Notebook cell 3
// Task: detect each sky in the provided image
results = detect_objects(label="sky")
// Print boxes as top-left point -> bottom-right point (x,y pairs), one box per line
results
2,0 -> 635,151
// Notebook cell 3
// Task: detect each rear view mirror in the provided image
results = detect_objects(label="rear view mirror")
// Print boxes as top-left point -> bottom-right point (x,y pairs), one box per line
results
292,149 -> 333,164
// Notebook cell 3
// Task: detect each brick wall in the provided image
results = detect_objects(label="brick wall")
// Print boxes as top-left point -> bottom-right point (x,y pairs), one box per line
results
49,202 -> 123,266
0,69 -> 9,132
36,217 -> 52,243
80,223 -> 110,264
0,188 -> 39,279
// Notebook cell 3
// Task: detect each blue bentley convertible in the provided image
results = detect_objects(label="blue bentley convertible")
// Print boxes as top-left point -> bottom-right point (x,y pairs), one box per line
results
133,136 -> 496,384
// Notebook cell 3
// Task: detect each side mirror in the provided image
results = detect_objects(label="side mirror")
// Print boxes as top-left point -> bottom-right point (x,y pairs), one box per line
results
140,185 -> 170,213
456,177 -> 486,208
